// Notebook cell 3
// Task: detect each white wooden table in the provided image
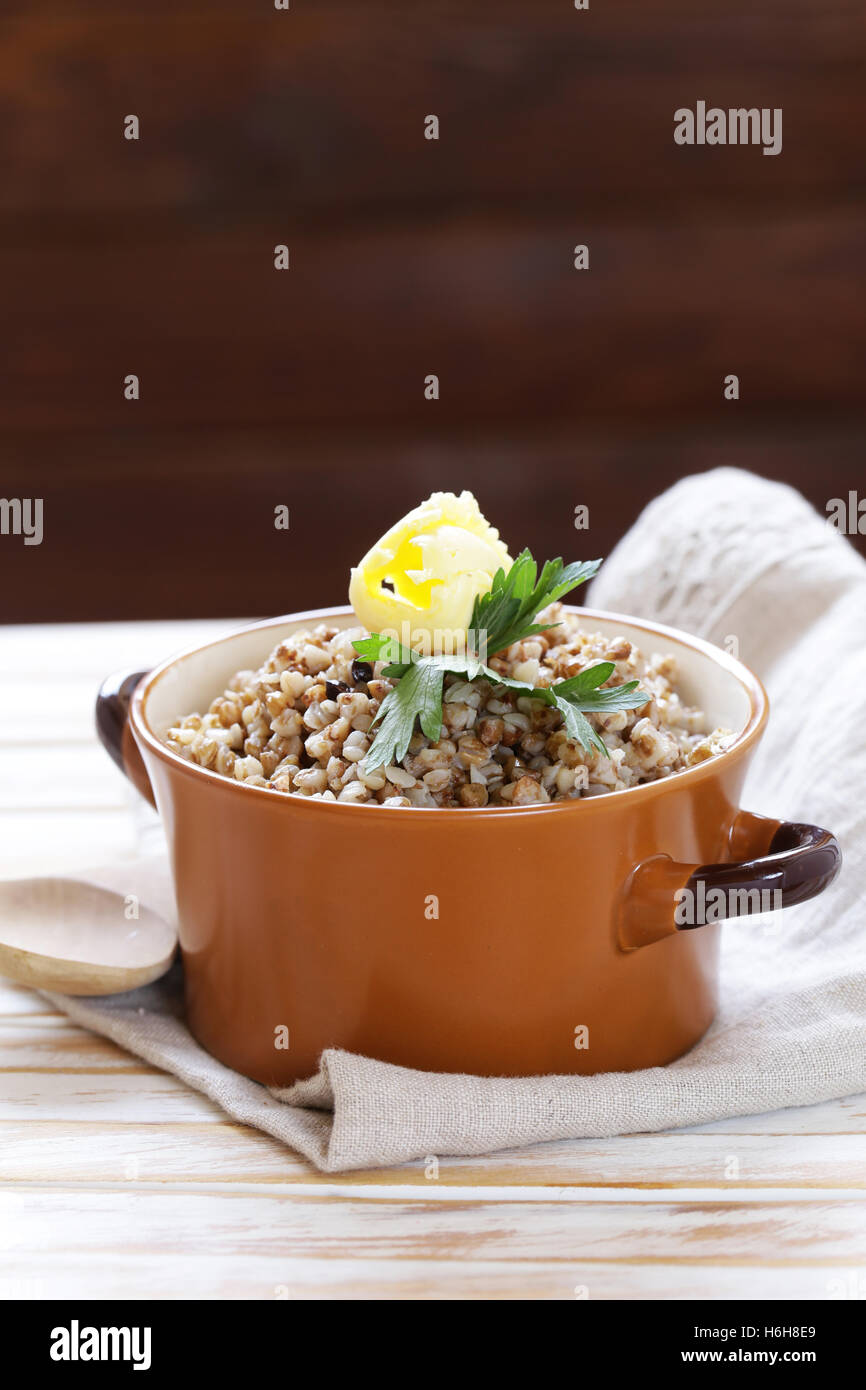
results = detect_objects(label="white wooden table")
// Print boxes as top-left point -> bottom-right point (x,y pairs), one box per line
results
2,620 -> 865,1301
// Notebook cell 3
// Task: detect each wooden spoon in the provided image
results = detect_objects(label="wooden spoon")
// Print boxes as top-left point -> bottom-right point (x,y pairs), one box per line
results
0,877 -> 177,995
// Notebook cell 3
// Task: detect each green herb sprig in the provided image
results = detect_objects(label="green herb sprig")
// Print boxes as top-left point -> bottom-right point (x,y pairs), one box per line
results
470,551 -> 601,657
353,550 -> 648,770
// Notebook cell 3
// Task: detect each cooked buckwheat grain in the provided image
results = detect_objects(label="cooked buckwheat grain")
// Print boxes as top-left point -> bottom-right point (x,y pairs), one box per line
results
163,607 -> 734,807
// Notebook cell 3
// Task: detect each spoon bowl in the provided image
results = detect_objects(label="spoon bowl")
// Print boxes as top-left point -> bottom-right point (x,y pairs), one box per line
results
0,877 -> 177,995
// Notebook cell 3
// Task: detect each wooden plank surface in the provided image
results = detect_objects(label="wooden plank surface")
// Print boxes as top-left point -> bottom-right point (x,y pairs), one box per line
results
2,1 -> 863,221
2,0 -> 862,631
5,1114 -> 866,1190
2,420 -> 864,623
0,1252 -> 849,1303
3,214 -> 865,433
0,619 -> 864,1299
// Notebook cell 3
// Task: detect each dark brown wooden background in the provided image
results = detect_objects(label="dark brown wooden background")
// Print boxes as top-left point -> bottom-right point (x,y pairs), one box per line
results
1,0 -> 864,621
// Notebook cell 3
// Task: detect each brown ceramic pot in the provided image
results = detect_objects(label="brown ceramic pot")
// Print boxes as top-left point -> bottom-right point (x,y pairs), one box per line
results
97,606 -> 841,1086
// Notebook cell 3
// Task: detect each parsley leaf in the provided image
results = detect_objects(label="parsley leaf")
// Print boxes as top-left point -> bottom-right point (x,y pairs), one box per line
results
352,634 -> 417,673
362,650 -> 522,768
361,659 -> 646,771
470,550 -> 600,659
366,658 -> 446,767
539,677 -> 645,759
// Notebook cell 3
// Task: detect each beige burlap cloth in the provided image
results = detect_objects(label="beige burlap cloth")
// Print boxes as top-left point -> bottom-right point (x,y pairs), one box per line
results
45,469 -> 866,1170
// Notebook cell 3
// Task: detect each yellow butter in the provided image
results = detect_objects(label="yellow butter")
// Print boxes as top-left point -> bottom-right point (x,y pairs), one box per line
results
349,491 -> 511,647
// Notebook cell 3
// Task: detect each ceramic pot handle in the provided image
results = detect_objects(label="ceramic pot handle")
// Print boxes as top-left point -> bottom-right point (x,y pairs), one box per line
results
619,810 -> 841,950
95,669 -> 156,809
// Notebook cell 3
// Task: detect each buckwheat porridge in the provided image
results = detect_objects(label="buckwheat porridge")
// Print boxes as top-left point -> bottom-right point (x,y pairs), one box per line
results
163,605 -> 734,808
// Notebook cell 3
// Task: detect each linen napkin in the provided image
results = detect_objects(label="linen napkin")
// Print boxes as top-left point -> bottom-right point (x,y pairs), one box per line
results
44,467 -> 866,1171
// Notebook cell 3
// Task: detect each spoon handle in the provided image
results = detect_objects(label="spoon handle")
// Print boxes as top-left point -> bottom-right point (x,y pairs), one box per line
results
95,669 -> 156,808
